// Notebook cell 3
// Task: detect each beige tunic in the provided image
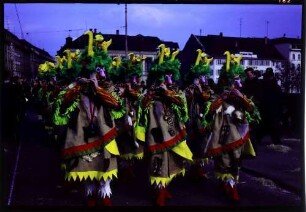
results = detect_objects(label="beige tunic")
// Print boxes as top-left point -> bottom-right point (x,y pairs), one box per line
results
136,88 -> 193,187
62,93 -> 120,182
205,90 -> 256,180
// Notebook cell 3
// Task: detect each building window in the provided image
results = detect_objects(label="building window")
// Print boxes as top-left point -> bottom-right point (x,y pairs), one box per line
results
217,59 -> 225,65
297,64 -> 301,70
145,57 -> 153,73
298,54 -> 301,61
292,54 -> 295,60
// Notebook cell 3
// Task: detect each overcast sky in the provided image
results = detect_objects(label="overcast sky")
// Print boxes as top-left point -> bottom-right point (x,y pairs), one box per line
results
4,3 -> 302,57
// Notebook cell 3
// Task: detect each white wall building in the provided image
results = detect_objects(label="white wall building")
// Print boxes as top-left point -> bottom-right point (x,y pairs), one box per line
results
271,37 -> 302,71
181,34 -> 288,84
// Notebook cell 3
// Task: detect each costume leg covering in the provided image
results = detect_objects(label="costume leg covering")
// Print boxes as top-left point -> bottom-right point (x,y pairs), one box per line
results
98,179 -> 112,206
84,181 -> 96,207
154,184 -> 172,206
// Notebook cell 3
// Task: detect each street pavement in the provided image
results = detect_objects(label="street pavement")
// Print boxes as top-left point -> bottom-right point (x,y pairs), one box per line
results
242,135 -> 303,195
1,106 -> 304,211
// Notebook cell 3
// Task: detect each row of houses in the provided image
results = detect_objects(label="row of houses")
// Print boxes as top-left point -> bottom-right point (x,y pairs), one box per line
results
57,29 -> 302,84
57,29 -> 179,83
4,28 -> 54,81
4,28 -> 302,88
180,33 -> 302,82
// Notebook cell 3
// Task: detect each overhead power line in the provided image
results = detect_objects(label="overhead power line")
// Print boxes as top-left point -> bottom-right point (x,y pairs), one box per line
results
25,29 -> 84,35
14,4 -> 24,39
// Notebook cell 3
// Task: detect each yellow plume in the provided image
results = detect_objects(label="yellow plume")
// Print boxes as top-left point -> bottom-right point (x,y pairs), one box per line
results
128,53 -> 135,61
195,49 -> 202,65
233,54 -> 243,65
164,47 -> 171,57
157,44 -> 166,64
95,34 -> 104,42
135,55 -> 146,62
112,56 -> 121,68
38,63 -> 47,73
204,56 -> 214,66
224,51 -> 231,71
55,56 -> 63,69
170,49 -> 180,61
101,39 -> 112,52
64,49 -> 72,69
61,56 -> 67,63
84,30 -> 94,57
47,61 -> 55,69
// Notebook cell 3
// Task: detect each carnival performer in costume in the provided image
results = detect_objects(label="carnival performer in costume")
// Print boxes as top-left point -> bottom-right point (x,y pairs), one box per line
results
204,51 -> 260,201
184,49 -> 215,180
37,61 -> 62,143
52,30 -> 125,207
134,44 -> 193,206
108,53 -> 146,179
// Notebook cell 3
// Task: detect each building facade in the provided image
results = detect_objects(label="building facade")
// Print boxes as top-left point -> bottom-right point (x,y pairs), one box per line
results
271,37 -> 302,70
180,33 -> 288,83
57,29 -> 179,83
270,37 -> 302,93
4,29 -> 54,81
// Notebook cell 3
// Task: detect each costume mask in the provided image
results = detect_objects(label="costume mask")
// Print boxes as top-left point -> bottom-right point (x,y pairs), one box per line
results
165,74 -> 173,85
96,66 -> 106,78
199,75 -> 207,85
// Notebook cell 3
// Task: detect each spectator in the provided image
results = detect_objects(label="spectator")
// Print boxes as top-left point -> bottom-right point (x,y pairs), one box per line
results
261,68 -> 283,144
8,76 -> 27,141
242,67 -> 263,145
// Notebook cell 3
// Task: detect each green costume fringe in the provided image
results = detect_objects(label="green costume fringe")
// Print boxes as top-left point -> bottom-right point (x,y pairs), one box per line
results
52,90 -> 80,126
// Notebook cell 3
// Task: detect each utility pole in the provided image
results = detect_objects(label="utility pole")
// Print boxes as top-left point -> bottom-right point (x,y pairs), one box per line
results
266,20 -> 269,37
240,18 -> 242,37
200,29 -> 202,36
125,3 -> 128,58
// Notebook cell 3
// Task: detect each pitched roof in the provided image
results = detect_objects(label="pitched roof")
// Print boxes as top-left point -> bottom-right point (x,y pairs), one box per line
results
4,28 -> 53,60
21,39 -> 53,59
195,34 -> 286,60
270,37 -> 303,49
58,32 -> 179,54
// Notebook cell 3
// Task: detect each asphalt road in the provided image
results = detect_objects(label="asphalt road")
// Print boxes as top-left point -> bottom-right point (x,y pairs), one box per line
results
1,107 -> 303,211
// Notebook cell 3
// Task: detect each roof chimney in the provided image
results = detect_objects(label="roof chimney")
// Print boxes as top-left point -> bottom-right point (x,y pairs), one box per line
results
219,32 -> 223,37
94,28 -> 97,34
116,29 -> 119,35
66,37 -> 73,46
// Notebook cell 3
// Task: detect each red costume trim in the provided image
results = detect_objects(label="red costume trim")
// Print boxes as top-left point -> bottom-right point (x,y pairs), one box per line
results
149,128 -> 186,153
62,127 -> 117,159
206,133 -> 250,157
